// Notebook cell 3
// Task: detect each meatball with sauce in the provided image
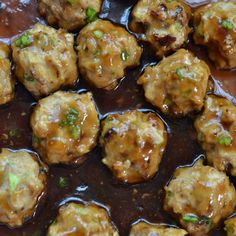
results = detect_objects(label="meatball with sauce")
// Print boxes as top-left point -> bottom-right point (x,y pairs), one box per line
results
100,110 -> 167,184
39,0 -> 102,31
130,0 -> 192,58
0,43 -> 14,105
164,159 -> 236,235
0,148 -> 47,227
193,1 -> 236,69
225,217 -> 236,236
194,95 -> 236,176
11,23 -> 78,98
138,49 -> 210,117
129,221 -> 187,236
31,91 -> 99,164
47,202 -> 119,236
77,19 -> 142,90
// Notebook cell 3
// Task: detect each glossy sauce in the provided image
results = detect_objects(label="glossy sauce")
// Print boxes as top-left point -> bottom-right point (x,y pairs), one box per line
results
0,0 -> 235,235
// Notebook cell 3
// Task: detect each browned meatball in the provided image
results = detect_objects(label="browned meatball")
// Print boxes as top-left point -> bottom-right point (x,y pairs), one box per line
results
11,23 -> 78,98
164,159 -> 236,235
31,91 -> 100,164
130,0 -> 192,58
39,0 -> 103,31
0,148 -> 47,227
138,49 -> 210,117
129,221 -> 187,236
100,110 -> 167,184
193,1 -> 236,69
0,43 -> 14,105
47,202 -> 119,236
194,95 -> 236,176
77,19 -> 142,90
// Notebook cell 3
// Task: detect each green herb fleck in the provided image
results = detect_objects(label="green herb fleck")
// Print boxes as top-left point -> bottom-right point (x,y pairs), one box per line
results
71,125 -> 81,140
121,50 -> 129,61
60,108 -> 79,127
9,128 -> 20,138
201,216 -> 212,229
24,73 -> 34,82
222,19 -> 234,30
182,214 -> 199,224
15,33 -> 31,48
33,135 -> 41,145
93,30 -> 104,39
76,206 -> 88,215
86,7 -> 98,23
217,134 -> 232,146
67,0 -> 76,4
176,67 -> 185,78
58,177 -> 68,188
175,22 -> 182,31
8,173 -> 20,191
167,0 -> 173,3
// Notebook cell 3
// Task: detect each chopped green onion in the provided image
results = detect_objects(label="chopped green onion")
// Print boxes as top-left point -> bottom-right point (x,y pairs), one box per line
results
15,33 -> 31,48
24,73 -> 34,82
182,214 -> 199,224
9,128 -> 20,138
202,216 -> 212,229
167,0 -> 173,3
176,67 -> 185,78
71,125 -> 81,140
76,206 -> 88,215
33,135 -> 41,145
8,173 -> 20,191
175,22 -> 182,31
67,0 -> 76,4
121,50 -> 129,61
58,177 -> 68,188
86,7 -> 98,23
217,134 -> 232,146
93,30 -> 104,39
222,19 -> 234,30
60,108 -> 79,127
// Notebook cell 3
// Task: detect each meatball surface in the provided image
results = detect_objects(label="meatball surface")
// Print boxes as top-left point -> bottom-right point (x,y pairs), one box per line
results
31,91 -> 99,164
225,217 -> 236,236
11,23 -> 78,98
0,43 -> 14,105
138,49 -> 210,117
0,148 -> 47,227
193,1 -> 236,69
130,0 -> 191,58
39,0 -> 102,31
164,159 -> 236,235
100,110 -> 167,184
47,202 -> 119,236
77,20 -> 142,90
194,95 -> 236,176
129,221 -> 187,236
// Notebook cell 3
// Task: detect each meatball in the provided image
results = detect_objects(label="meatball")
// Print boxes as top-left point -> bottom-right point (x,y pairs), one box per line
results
11,23 -> 78,98
193,1 -> 236,69
194,95 -> 236,176
100,110 -> 167,184
39,0 -> 102,31
130,0 -> 191,58
77,19 -> 142,90
0,43 -> 14,105
129,221 -> 187,236
31,91 -> 99,164
138,49 -> 210,117
225,217 -> 236,236
164,159 -> 236,235
47,202 -> 119,236
0,148 -> 47,227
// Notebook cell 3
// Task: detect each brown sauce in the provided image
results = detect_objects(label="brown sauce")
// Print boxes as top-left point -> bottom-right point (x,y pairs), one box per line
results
0,0 -> 235,235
